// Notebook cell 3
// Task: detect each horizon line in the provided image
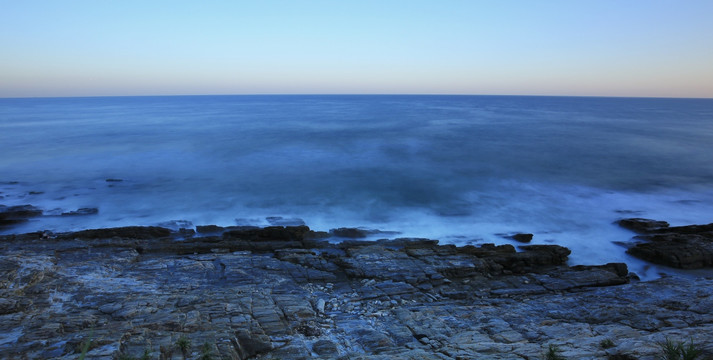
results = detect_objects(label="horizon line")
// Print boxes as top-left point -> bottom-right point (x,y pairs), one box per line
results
2,92 -> 713,101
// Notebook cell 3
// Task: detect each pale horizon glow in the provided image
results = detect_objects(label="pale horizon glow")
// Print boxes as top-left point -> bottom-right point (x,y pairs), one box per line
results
1,0 -> 712,98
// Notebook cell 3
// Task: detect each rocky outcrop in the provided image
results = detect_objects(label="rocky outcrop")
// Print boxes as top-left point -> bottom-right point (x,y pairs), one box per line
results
0,204 -> 42,228
619,218 -> 713,269
0,224 -> 711,359
62,226 -> 173,240
617,218 -> 670,233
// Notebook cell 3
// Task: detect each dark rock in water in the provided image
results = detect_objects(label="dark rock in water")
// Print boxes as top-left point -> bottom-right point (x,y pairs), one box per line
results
0,204 -> 43,218
330,227 -> 370,238
627,234 -> 713,269
105,178 -> 123,182
196,225 -> 225,234
329,227 -> 398,238
623,219 -> 713,269
223,225 -> 311,242
266,216 -> 306,226
484,245 -> 571,274
617,218 -> 670,233
0,204 -> 43,227
458,243 -> 516,256
377,237 -> 439,248
66,226 -> 172,239
28,191 -> 44,195
511,233 -> 533,243
60,207 -> 99,216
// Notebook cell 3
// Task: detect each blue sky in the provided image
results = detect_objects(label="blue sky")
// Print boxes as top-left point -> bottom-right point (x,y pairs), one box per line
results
1,0 -> 712,98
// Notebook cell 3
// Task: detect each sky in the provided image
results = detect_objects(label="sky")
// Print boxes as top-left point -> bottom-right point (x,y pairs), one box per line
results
1,0 -> 712,98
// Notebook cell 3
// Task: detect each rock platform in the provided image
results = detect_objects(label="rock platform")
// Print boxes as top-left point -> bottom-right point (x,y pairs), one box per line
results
1,224 -> 712,359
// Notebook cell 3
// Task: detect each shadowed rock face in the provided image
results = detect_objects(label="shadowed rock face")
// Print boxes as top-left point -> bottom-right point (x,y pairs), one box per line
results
618,218 -> 713,269
1,225 -> 712,359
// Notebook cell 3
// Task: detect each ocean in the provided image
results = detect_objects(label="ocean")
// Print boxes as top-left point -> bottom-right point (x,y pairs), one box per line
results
2,95 -> 713,278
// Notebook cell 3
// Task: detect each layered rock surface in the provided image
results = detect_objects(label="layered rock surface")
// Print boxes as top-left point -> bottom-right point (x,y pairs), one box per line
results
619,218 -> 713,269
0,225 -> 711,359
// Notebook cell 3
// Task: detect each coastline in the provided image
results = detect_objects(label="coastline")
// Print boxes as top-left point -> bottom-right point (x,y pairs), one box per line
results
1,222 -> 712,359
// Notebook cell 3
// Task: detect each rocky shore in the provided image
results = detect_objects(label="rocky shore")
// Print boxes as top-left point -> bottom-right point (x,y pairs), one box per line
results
1,217 -> 712,359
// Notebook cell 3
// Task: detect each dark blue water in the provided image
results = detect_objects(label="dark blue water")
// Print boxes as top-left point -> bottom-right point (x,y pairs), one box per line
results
2,95 -> 713,278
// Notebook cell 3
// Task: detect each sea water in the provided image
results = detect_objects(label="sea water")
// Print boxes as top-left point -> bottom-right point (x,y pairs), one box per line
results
2,95 -> 713,279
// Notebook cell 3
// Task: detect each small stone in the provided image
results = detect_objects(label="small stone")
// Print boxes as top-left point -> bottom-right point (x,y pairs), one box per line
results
316,299 -> 326,314
511,233 -> 534,243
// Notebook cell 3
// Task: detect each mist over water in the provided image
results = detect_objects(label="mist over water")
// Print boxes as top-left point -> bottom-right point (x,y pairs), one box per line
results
2,95 -> 713,279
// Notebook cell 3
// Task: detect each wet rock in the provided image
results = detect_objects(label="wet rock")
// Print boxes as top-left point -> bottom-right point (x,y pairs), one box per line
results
157,220 -> 193,230
330,227 -> 400,239
617,218 -> 670,233
0,204 -> 43,227
330,227 -> 370,238
60,207 -> 99,216
66,226 -> 172,239
223,225 -> 311,242
105,178 -> 124,182
488,245 -> 571,274
196,225 -> 225,234
266,216 -> 306,226
622,219 -> 713,269
627,234 -> 713,269
511,233 -> 533,243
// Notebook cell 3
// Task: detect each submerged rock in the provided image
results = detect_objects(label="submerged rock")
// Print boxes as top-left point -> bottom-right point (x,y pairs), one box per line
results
60,207 -> 99,216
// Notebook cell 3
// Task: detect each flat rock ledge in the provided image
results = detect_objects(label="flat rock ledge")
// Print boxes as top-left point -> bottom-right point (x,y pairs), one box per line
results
1,225 -> 712,359
619,218 -> 713,269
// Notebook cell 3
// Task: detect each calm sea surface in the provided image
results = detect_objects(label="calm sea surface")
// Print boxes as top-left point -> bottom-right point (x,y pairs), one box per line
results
2,95 -> 713,278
